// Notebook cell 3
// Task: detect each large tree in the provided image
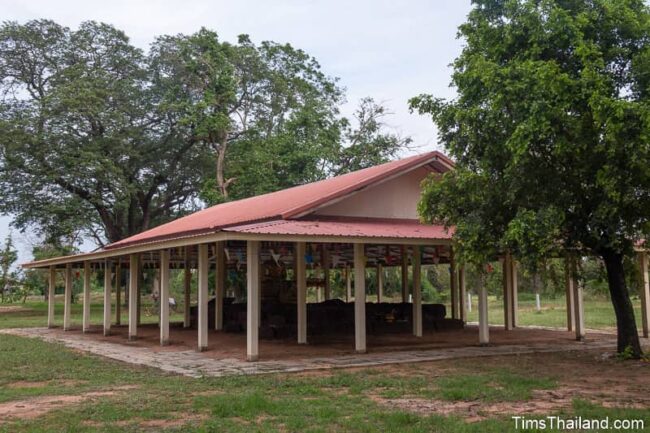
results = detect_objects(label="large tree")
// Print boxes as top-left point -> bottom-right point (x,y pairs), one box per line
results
0,20 -> 211,245
0,21 -> 409,244
411,0 -> 650,357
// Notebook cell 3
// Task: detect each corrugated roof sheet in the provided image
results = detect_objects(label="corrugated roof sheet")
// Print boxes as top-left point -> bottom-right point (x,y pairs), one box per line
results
106,151 -> 453,250
225,218 -> 453,240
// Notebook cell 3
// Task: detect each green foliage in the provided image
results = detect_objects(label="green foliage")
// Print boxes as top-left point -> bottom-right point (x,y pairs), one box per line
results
410,0 -> 650,356
616,345 -> 637,361
0,233 -> 18,302
0,20 -> 211,244
411,0 -> 650,263
0,21 -> 410,248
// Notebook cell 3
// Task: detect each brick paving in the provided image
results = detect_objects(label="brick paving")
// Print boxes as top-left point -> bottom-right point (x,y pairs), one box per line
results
1,327 -> 621,378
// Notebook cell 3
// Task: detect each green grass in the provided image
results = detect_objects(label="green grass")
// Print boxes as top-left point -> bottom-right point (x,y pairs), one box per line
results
464,295 -> 644,330
0,295 -> 184,329
1,296 -> 649,431
0,334 -> 648,432
2,293 -> 640,332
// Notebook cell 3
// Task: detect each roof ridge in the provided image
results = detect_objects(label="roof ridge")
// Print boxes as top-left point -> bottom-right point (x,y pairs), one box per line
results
104,151 -> 450,250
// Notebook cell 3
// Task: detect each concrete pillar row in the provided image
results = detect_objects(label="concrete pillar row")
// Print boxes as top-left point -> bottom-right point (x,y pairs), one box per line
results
82,261 -> 91,333
354,243 -> 367,353
183,246 -> 191,329
215,241 -> 226,331
412,246 -> 422,337
478,273 -> 489,345
47,266 -> 56,328
160,249 -> 170,346
450,249 -> 458,320
247,240 -> 261,361
63,263 -> 72,331
103,260 -> 112,336
115,261 -> 121,326
197,244 -> 209,352
296,242 -> 307,344
128,254 -> 139,340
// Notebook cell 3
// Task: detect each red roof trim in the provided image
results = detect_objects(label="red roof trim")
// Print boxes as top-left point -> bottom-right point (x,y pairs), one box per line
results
103,151 -> 453,251
224,217 -> 454,240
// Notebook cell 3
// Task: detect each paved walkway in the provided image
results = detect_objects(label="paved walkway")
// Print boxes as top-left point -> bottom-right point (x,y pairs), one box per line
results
1,327 -> 620,378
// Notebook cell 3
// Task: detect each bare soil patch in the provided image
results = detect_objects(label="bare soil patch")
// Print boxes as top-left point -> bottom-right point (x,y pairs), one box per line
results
0,385 -> 140,422
371,350 -> 650,422
0,306 -> 29,313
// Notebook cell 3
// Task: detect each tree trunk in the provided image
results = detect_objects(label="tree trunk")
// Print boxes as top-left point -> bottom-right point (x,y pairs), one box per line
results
601,249 -> 643,358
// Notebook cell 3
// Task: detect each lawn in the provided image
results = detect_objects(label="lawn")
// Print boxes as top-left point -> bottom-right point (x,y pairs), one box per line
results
0,294 -> 184,330
463,294 -> 645,331
0,296 -> 649,432
0,333 -> 649,432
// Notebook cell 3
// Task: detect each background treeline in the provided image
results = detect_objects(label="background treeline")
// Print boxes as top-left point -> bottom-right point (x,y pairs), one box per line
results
0,20 -> 410,253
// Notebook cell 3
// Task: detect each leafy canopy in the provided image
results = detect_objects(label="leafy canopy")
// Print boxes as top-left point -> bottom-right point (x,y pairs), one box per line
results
411,0 -> 650,268
0,21 -> 409,245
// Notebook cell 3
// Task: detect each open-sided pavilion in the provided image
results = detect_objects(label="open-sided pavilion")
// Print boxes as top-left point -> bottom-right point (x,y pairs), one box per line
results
22,151 -> 650,361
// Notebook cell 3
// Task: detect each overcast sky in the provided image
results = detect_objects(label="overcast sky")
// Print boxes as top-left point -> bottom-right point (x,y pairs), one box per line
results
1,0 -> 473,263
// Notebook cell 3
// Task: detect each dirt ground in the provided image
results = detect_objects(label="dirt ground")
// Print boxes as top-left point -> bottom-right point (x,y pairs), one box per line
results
367,350 -> 650,422
0,386 -> 139,421
54,322 -> 611,361
1,340 -> 648,426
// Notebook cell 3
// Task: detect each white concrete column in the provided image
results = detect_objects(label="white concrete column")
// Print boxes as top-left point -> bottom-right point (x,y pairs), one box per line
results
197,244 -> 209,351
401,246 -> 408,303
478,274 -> 489,345
128,254 -> 139,340
160,249 -> 170,346
115,261 -> 121,325
345,265 -> 352,302
215,241 -> 225,331
511,259 -> 518,328
503,254 -> 514,330
296,242 -> 307,344
354,243 -> 366,353
47,266 -> 56,328
63,263 -> 72,331
183,246 -> 191,328
247,240 -> 261,361
450,251 -> 458,320
638,252 -> 649,338
570,257 -> 585,341
103,260 -> 112,336
565,256 -> 576,332
412,246 -> 422,337
322,246 -> 331,300
458,266 -> 467,322
82,261 -> 91,333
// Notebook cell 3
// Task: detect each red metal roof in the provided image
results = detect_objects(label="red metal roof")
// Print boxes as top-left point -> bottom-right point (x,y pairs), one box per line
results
106,151 -> 454,250
225,217 -> 454,240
